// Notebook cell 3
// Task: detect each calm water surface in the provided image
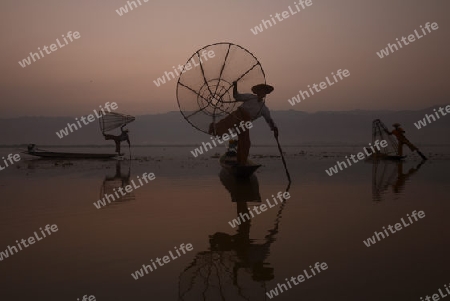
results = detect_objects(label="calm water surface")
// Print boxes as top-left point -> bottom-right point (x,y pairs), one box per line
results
0,146 -> 449,301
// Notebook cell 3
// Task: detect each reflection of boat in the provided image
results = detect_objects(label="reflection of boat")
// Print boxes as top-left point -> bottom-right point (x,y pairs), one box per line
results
372,159 -> 424,201
219,169 -> 261,202
24,144 -> 118,159
220,154 -> 261,178
178,175 -> 290,301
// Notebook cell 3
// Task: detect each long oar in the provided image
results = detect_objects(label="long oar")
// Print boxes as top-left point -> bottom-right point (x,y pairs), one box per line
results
274,133 -> 291,183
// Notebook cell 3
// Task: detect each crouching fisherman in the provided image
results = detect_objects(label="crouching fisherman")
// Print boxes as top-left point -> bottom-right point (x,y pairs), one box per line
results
209,82 -> 278,165
103,125 -> 130,156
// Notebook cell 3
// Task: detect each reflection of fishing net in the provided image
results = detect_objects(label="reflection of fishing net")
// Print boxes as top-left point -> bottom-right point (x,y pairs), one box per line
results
372,119 -> 399,155
100,180 -> 135,203
177,43 -> 266,134
372,161 -> 398,201
99,112 -> 135,133
178,248 -> 269,301
99,162 -> 135,204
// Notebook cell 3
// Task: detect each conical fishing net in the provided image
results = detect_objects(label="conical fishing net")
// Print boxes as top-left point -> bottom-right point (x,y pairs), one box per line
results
177,43 -> 266,134
99,112 -> 135,133
372,119 -> 399,155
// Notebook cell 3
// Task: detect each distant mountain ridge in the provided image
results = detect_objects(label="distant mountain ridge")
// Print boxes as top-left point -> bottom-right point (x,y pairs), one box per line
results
0,107 -> 448,146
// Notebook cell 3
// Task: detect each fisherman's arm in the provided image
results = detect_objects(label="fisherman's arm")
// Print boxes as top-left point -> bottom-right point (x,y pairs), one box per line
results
232,81 -> 253,102
233,81 -> 238,99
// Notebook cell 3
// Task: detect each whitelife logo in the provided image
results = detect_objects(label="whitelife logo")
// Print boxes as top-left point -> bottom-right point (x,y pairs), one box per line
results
18,31 -> 81,68
250,0 -> 313,35
55,102 -> 118,139
376,22 -> 439,59
153,50 -> 215,87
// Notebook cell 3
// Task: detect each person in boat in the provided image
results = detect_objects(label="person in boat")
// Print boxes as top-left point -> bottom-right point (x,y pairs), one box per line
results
385,123 -> 427,160
103,125 -> 130,155
27,144 -> 37,153
209,82 -> 278,165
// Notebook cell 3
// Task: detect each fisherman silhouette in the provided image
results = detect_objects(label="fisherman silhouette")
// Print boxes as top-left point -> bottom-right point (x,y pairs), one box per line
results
385,123 -> 427,160
210,82 -> 278,165
103,125 -> 130,155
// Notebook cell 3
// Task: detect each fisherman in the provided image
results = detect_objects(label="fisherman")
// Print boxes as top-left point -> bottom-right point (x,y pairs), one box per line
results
103,125 -> 130,155
27,144 -> 36,153
385,123 -> 427,160
209,82 -> 278,165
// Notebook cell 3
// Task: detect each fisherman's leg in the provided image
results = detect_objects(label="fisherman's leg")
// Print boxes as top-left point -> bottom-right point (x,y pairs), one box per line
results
213,111 -> 239,136
115,141 -> 121,154
104,134 -> 114,141
237,130 -> 251,164
236,109 -> 252,164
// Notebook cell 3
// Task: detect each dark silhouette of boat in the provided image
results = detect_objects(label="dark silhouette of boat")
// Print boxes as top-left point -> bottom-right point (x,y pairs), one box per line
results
24,144 -> 118,159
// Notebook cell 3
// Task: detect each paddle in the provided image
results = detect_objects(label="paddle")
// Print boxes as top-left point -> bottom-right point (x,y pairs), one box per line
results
274,131 -> 291,184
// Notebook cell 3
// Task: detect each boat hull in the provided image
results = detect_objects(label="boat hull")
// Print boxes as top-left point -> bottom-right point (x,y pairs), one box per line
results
25,151 -> 118,159
219,154 -> 261,178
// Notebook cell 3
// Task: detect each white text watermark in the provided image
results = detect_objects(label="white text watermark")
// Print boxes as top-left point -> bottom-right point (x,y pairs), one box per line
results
18,31 -> 81,68
325,140 -> 388,176
266,262 -> 328,299
287,69 -> 350,106
414,105 -> 450,130
153,50 -> 215,87
0,153 -> 21,172
56,102 -> 118,139
191,121 -> 253,158
93,172 -> 155,209
0,224 -> 59,262
363,210 -> 425,247
376,22 -> 439,59
250,0 -> 313,35
228,191 -> 290,228
131,243 -> 193,280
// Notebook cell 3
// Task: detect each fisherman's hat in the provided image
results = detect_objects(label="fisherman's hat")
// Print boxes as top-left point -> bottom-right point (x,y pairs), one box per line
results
393,123 -> 401,127
252,84 -> 274,95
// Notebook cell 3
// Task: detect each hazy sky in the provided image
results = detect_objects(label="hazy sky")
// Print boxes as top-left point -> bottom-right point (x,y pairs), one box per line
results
0,0 -> 449,117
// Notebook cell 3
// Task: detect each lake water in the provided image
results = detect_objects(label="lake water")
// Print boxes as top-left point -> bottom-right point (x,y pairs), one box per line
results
0,146 -> 449,301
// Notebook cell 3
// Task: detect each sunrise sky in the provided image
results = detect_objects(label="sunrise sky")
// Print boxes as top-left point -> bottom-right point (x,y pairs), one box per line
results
0,0 -> 449,118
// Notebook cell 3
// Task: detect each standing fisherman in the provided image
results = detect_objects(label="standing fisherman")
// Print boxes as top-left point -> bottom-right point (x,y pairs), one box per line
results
209,81 -> 278,165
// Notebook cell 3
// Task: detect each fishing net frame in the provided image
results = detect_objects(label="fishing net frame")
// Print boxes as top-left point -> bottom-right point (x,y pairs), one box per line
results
372,119 -> 400,156
99,112 -> 136,133
176,42 -> 267,135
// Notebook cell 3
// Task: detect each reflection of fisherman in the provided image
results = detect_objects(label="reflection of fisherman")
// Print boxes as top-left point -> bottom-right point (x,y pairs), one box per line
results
210,201 -> 274,283
209,82 -> 278,165
385,123 -> 427,160
103,125 -> 130,155
393,161 -> 424,194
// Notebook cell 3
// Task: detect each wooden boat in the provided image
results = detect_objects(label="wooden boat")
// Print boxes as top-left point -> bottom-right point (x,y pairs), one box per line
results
219,153 -> 261,178
24,149 -> 118,159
